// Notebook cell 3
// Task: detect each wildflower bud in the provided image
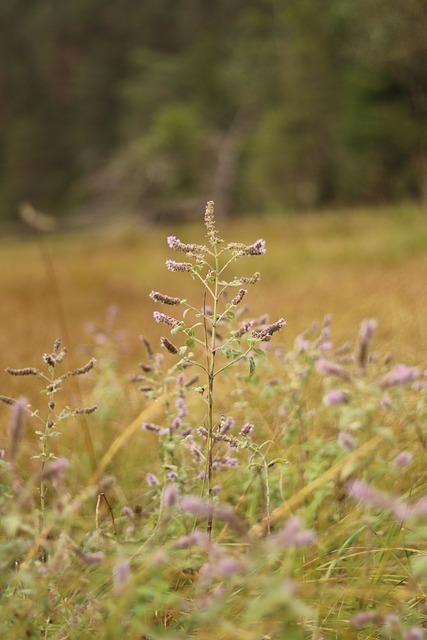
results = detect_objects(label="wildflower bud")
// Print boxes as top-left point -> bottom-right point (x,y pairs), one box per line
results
352,612 -> 383,629
271,516 -> 317,548
43,353 -> 56,367
252,318 -> 286,342
0,395 -> 15,406
140,335 -> 153,359
66,357 -> 96,377
146,473 -> 160,486
404,628 -> 424,640
160,337 -> 178,354
234,320 -> 253,338
204,200 -> 221,246
6,367 -> 39,376
176,397 -> 187,418
231,288 -> 247,306
165,259 -> 193,272
219,416 -> 234,434
75,405 -> 98,415
149,291 -> 181,305
240,272 -> 261,285
142,423 -> 161,433
240,422 -> 254,436
48,401 -> 55,410
47,420 -> 55,429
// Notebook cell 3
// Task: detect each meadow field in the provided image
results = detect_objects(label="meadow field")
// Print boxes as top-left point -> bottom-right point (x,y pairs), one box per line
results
0,204 -> 426,639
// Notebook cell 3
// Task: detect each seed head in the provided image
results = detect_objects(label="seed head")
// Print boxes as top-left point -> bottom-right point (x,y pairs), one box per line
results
149,290 -> 181,305
231,289 -> 247,306
160,337 -> 179,354
6,367 -> 39,376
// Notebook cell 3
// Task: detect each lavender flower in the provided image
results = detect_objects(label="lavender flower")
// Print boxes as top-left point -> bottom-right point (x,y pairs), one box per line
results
234,320 -> 254,338
41,457 -> 70,480
337,431 -> 355,451
146,473 -> 160,486
162,484 -> 179,509
240,422 -> 254,436
166,236 -> 206,254
219,415 -> 234,434
347,480 -> 394,511
165,259 -> 193,272
352,611 -> 382,628
271,516 -> 317,548
153,311 -> 180,327
393,451 -> 413,468
323,389 -> 349,406
315,358 -> 351,381
176,396 -> 187,418
180,495 -> 212,519
379,364 -> 419,388
112,560 -> 131,596
404,628 -> 424,640
149,290 -> 181,305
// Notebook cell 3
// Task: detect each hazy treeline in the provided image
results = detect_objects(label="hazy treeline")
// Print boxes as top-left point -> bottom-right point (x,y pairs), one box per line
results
1,0 -> 426,221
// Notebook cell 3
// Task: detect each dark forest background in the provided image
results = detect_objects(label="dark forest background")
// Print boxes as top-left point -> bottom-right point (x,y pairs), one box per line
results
1,0 -> 427,223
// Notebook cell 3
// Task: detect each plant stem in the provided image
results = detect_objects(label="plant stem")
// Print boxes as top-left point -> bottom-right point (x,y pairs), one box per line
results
206,244 -> 220,538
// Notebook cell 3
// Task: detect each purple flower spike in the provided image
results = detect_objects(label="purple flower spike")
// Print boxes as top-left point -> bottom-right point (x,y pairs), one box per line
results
393,451 -> 413,468
323,389 -> 349,406
146,473 -> 160,487
379,364 -> 419,389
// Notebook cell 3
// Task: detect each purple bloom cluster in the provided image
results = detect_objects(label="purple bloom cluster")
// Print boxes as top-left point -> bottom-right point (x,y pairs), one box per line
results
379,364 -> 419,388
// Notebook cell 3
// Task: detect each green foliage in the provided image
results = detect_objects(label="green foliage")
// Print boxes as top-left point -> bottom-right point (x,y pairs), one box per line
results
1,1 -> 427,221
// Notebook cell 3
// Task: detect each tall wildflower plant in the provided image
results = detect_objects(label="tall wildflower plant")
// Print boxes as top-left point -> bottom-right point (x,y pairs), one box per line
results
3,339 -> 97,534
150,201 -> 285,534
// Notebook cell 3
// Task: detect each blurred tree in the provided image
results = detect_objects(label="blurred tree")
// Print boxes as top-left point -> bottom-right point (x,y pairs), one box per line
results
0,0 -> 426,222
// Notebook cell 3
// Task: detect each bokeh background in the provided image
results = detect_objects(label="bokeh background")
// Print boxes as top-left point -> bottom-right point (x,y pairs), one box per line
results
1,0 -> 427,365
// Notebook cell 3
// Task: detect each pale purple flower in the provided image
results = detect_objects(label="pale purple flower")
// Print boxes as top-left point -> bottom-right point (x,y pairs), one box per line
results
180,495 -> 212,519
347,480 -> 394,510
352,611 -> 381,628
404,628 -> 424,640
295,334 -> 311,353
174,530 -> 210,550
41,457 -> 70,480
379,364 -> 419,389
112,560 -> 131,596
380,394 -> 392,408
122,506 -> 134,518
240,422 -> 254,436
252,318 -> 286,342
223,456 -> 238,468
162,484 -> 179,509
165,259 -> 193,272
271,516 -> 317,548
316,358 -> 351,381
219,415 -> 234,434
176,397 -> 187,418
153,311 -> 180,327
393,451 -> 413,468
79,550 -> 105,566
146,473 -> 160,487
167,471 -> 178,481
337,431 -> 355,451
323,389 -> 349,406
